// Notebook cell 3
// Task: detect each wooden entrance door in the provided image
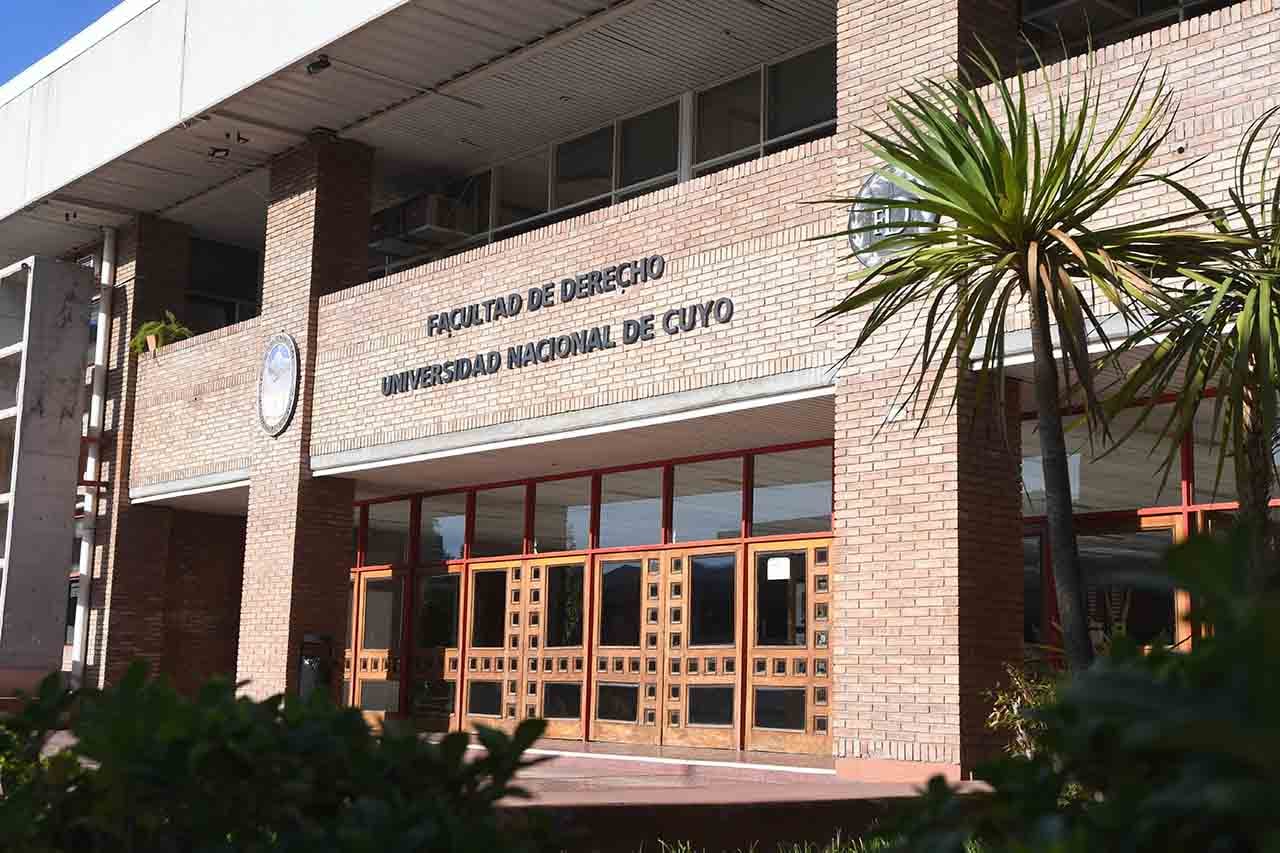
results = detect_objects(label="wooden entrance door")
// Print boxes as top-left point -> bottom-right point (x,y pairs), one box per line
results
409,565 -> 463,732
351,568 -> 404,726
589,552 -> 656,744
460,560 -> 523,734
744,539 -> 834,755
524,558 -> 589,739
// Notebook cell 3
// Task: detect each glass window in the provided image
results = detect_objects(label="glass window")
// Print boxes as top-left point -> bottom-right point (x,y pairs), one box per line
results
1022,405 -> 1181,514
752,447 -> 833,535
352,506 -> 361,558
673,458 -> 742,542
533,477 -> 591,553
414,679 -> 456,716
696,72 -> 761,165
359,681 -> 400,712
688,685 -> 734,726
468,681 -> 503,716
470,570 -> 507,649
64,578 -> 79,645
599,468 -> 662,548
1023,536 -> 1044,646
472,486 -> 525,558
756,550 -> 806,646
620,103 -> 679,187
361,578 -> 401,651
444,171 -> 491,235
420,493 -> 467,564
1079,530 -> 1176,648
497,150 -> 549,227
599,559 -> 641,647
543,682 -> 582,719
689,553 -> 735,646
555,126 -> 613,207
418,573 -> 460,648
597,683 -> 639,722
754,686 -> 805,731
346,581 -> 354,649
366,502 -> 411,566
766,43 -> 837,141
545,563 -> 585,647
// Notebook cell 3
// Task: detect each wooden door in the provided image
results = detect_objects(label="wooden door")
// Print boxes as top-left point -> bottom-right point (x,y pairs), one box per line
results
461,560 -> 523,734
525,558 -> 589,740
744,539 -> 834,755
352,568 -> 404,726
409,565 -> 463,732
589,553 -> 656,744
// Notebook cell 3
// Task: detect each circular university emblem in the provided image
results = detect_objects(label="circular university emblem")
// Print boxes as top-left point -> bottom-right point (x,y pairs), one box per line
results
257,333 -> 300,437
847,166 -> 940,268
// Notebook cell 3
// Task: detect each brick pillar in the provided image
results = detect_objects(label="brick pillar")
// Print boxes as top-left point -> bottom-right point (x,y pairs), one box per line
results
94,216 -> 191,687
236,135 -> 371,699
830,0 -> 1023,780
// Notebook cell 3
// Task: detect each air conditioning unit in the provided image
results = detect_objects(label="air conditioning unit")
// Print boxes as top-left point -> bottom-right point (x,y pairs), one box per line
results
370,193 -> 476,259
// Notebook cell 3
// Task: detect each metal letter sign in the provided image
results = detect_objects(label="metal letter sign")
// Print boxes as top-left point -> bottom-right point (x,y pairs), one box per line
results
847,166 -> 939,268
258,333 -> 300,436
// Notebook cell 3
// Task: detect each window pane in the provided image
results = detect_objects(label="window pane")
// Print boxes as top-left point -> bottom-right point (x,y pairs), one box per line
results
688,685 -> 734,726
418,573 -> 460,648
545,564 -> 585,647
361,578 -> 401,651
689,553 -> 735,646
597,683 -> 639,722
64,579 -> 79,645
620,103 -> 678,187
673,458 -> 742,542
599,559 -> 641,646
470,570 -> 507,648
420,493 -> 467,564
543,682 -> 582,719
497,150 -> 549,226
767,43 -> 836,140
599,468 -> 662,548
1022,405 -> 1181,514
533,477 -> 591,553
754,686 -> 805,731
443,171 -> 491,235
468,681 -> 503,716
359,680 -> 400,712
1023,536 -> 1044,646
756,550 -> 806,646
556,126 -> 613,207
473,486 -> 525,557
696,72 -> 761,164
752,447 -> 833,535
1079,530 -> 1176,648
414,679 -> 456,716
366,501 -> 410,565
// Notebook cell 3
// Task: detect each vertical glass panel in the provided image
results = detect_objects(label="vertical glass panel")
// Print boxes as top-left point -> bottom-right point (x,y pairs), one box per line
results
766,43 -> 837,140
1022,405 -> 1181,514
533,477 -> 591,553
688,685 -> 734,726
599,559 -> 642,646
415,679 -> 456,716
497,150 -> 549,227
1191,403 -> 1242,505
543,682 -> 583,719
752,447 -> 833,535
361,578 -> 401,651
597,683 -> 639,722
472,486 -> 525,557
555,126 -> 614,207
689,553 -> 736,646
420,493 -> 468,564
1079,530 -> 1176,648
545,564 -> 585,647
352,506 -> 361,559
418,573 -> 460,648
443,171 -> 491,235
696,72 -> 761,164
64,579 -> 79,645
468,681 -> 503,716
359,681 -> 400,712
599,468 -> 662,548
755,551 -> 806,646
673,458 -> 743,542
345,581 -> 355,649
366,502 -> 411,566
754,687 -> 805,731
620,103 -> 679,187
1023,536 -> 1044,646
470,570 -> 507,648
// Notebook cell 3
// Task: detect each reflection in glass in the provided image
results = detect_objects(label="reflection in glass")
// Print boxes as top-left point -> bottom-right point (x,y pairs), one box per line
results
599,469 -> 662,548
418,573 -> 460,648
533,477 -> 591,553
696,72 -> 761,164
689,553 -> 736,646
468,681 -> 502,716
597,683 -> 639,722
767,43 -> 837,140
470,571 -> 507,648
688,685 -> 734,726
362,578 -> 401,650
472,486 -> 525,557
546,564 -> 585,647
621,103 -> 679,187
556,126 -> 614,207
1023,537 -> 1044,645
497,150 -> 549,227
752,447 -> 833,535
414,679 -> 456,716
366,502 -> 411,565
420,493 -> 467,564
1079,530 -> 1175,647
756,551 -> 806,646
543,682 -> 582,719
673,458 -> 742,541
599,559 -> 641,646
359,681 -> 400,712
754,687 -> 805,731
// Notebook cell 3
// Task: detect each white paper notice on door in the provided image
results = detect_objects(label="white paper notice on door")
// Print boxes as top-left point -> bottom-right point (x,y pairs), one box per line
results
766,556 -> 792,581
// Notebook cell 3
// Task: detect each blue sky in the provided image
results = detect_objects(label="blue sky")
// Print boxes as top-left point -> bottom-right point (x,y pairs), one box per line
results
0,1 -> 121,88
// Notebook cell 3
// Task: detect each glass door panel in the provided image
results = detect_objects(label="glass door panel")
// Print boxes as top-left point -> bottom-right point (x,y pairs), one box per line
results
353,568 -> 404,726
589,553 -> 657,744
462,561 -> 523,734
745,539 -> 833,755
410,566 -> 462,732
528,559 -> 588,739
342,578 -> 355,706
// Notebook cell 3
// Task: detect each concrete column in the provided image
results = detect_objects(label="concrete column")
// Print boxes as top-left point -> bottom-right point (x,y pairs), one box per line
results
236,134 -> 371,699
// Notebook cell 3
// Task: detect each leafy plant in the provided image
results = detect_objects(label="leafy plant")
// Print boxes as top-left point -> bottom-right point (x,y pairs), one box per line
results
129,309 -> 193,355
820,49 -> 1242,669
986,662 -> 1056,760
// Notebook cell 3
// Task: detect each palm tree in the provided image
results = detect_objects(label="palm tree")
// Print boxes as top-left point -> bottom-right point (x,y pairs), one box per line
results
822,53 -> 1239,670
1106,107 -> 1280,590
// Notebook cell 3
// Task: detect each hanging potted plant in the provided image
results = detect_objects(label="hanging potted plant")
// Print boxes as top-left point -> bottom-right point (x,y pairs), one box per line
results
129,310 -> 193,357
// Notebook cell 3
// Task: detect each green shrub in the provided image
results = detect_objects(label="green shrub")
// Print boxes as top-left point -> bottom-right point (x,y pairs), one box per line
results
0,665 -> 551,853
986,662 -> 1056,760
129,310 -> 193,355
